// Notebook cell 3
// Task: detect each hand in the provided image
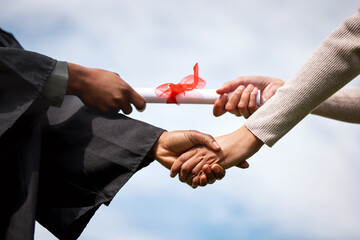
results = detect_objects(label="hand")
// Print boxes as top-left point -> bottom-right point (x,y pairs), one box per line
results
170,125 -> 264,188
214,76 -> 284,118
148,130 -> 221,172
66,62 -> 146,114
198,161 -> 250,188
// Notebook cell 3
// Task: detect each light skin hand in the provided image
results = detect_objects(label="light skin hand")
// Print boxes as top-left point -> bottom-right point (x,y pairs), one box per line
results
199,76 -> 282,186
170,125 -> 264,188
213,76 -> 284,118
66,62 -> 146,114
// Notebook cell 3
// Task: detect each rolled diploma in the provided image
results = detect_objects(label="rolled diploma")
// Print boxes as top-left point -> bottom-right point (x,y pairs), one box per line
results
134,88 -> 220,104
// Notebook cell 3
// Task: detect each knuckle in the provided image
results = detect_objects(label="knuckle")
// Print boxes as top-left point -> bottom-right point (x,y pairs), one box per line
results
179,175 -> 187,182
114,95 -> 124,103
234,88 -> 243,94
178,157 -> 187,164
188,130 -> 198,136
243,88 -> 250,93
191,169 -> 199,177
248,102 -> 255,110
202,134 -> 212,143
225,104 -> 234,111
122,85 -> 131,94
180,166 -> 190,177
238,103 -> 246,109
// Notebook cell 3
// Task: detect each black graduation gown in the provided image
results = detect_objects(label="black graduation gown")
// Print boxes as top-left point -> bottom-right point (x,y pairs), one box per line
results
0,28 -> 164,240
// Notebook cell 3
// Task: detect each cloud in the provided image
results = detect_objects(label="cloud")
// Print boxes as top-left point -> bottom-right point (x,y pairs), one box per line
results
3,0 -> 360,239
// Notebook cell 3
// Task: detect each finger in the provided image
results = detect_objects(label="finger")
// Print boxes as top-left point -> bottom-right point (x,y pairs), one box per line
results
129,88 -> 147,111
120,102 -> 133,115
238,84 -> 254,118
210,164 -> 225,180
248,87 -> 259,115
199,173 -> 208,187
203,164 -> 216,184
192,175 -> 201,188
213,94 -> 228,117
186,174 -> 194,187
216,77 -> 246,94
236,161 -> 250,169
186,130 -> 221,151
216,82 -> 236,94
170,150 -> 196,178
179,155 -> 203,182
225,85 -> 245,116
182,157 -> 207,183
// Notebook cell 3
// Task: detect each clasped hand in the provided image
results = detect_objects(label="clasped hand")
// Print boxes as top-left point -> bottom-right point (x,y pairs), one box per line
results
170,76 -> 283,188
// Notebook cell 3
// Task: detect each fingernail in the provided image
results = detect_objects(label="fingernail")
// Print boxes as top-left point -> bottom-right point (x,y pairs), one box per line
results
213,141 -> 221,149
137,105 -> 146,112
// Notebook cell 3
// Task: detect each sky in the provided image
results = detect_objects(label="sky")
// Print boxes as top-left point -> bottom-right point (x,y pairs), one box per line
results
2,0 -> 360,239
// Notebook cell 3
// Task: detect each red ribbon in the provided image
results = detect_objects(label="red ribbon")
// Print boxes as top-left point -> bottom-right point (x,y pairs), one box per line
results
155,63 -> 206,104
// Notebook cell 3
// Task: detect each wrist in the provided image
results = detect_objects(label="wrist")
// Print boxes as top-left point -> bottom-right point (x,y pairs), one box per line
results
66,62 -> 90,97
238,125 -> 264,149
147,131 -> 167,160
218,125 -> 263,169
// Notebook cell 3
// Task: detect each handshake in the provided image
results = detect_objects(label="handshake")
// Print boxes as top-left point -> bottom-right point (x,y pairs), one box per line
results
149,126 -> 263,189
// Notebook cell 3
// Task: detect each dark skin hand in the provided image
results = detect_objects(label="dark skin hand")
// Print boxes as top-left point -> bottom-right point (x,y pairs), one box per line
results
66,62 -> 146,114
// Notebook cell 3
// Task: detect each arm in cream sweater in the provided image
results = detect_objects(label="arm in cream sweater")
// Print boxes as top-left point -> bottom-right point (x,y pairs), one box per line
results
245,9 -> 360,147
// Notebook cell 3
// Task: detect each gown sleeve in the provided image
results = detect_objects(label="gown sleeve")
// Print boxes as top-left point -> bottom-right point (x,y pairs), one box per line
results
36,96 -> 165,239
1,28 -> 166,240
0,28 -> 57,138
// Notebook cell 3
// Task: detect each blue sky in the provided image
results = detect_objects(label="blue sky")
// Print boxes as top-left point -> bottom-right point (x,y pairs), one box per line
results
2,0 -> 360,239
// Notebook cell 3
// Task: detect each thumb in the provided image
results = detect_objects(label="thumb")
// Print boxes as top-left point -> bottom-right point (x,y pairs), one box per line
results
236,161 -> 250,169
186,130 -> 221,151
130,88 -> 147,111
216,82 -> 235,94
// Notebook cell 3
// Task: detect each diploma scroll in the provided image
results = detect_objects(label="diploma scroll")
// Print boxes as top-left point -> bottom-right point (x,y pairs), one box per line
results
135,88 -> 220,104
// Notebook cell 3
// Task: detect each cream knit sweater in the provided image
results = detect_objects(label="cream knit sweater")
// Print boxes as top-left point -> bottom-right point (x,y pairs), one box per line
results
312,87 -> 360,123
245,8 -> 360,147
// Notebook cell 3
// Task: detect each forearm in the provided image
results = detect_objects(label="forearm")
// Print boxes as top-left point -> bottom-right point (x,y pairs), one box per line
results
245,9 -> 360,147
311,87 -> 360,123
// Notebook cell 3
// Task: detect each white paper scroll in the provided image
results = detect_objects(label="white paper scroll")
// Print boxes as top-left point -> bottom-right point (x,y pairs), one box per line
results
134,88 -> 260,105
134,88 -> 220,104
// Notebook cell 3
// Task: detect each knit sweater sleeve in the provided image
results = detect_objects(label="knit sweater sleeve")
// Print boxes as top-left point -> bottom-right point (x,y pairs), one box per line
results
311,87 -> 360,123
245,8 -> 360,147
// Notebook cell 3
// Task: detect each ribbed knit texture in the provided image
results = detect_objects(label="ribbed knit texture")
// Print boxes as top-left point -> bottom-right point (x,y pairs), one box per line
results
312,87 -> 360,123
245,8 -> 360,147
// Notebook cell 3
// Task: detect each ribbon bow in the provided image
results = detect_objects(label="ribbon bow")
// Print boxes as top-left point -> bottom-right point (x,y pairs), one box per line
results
155,63 -> 206,104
